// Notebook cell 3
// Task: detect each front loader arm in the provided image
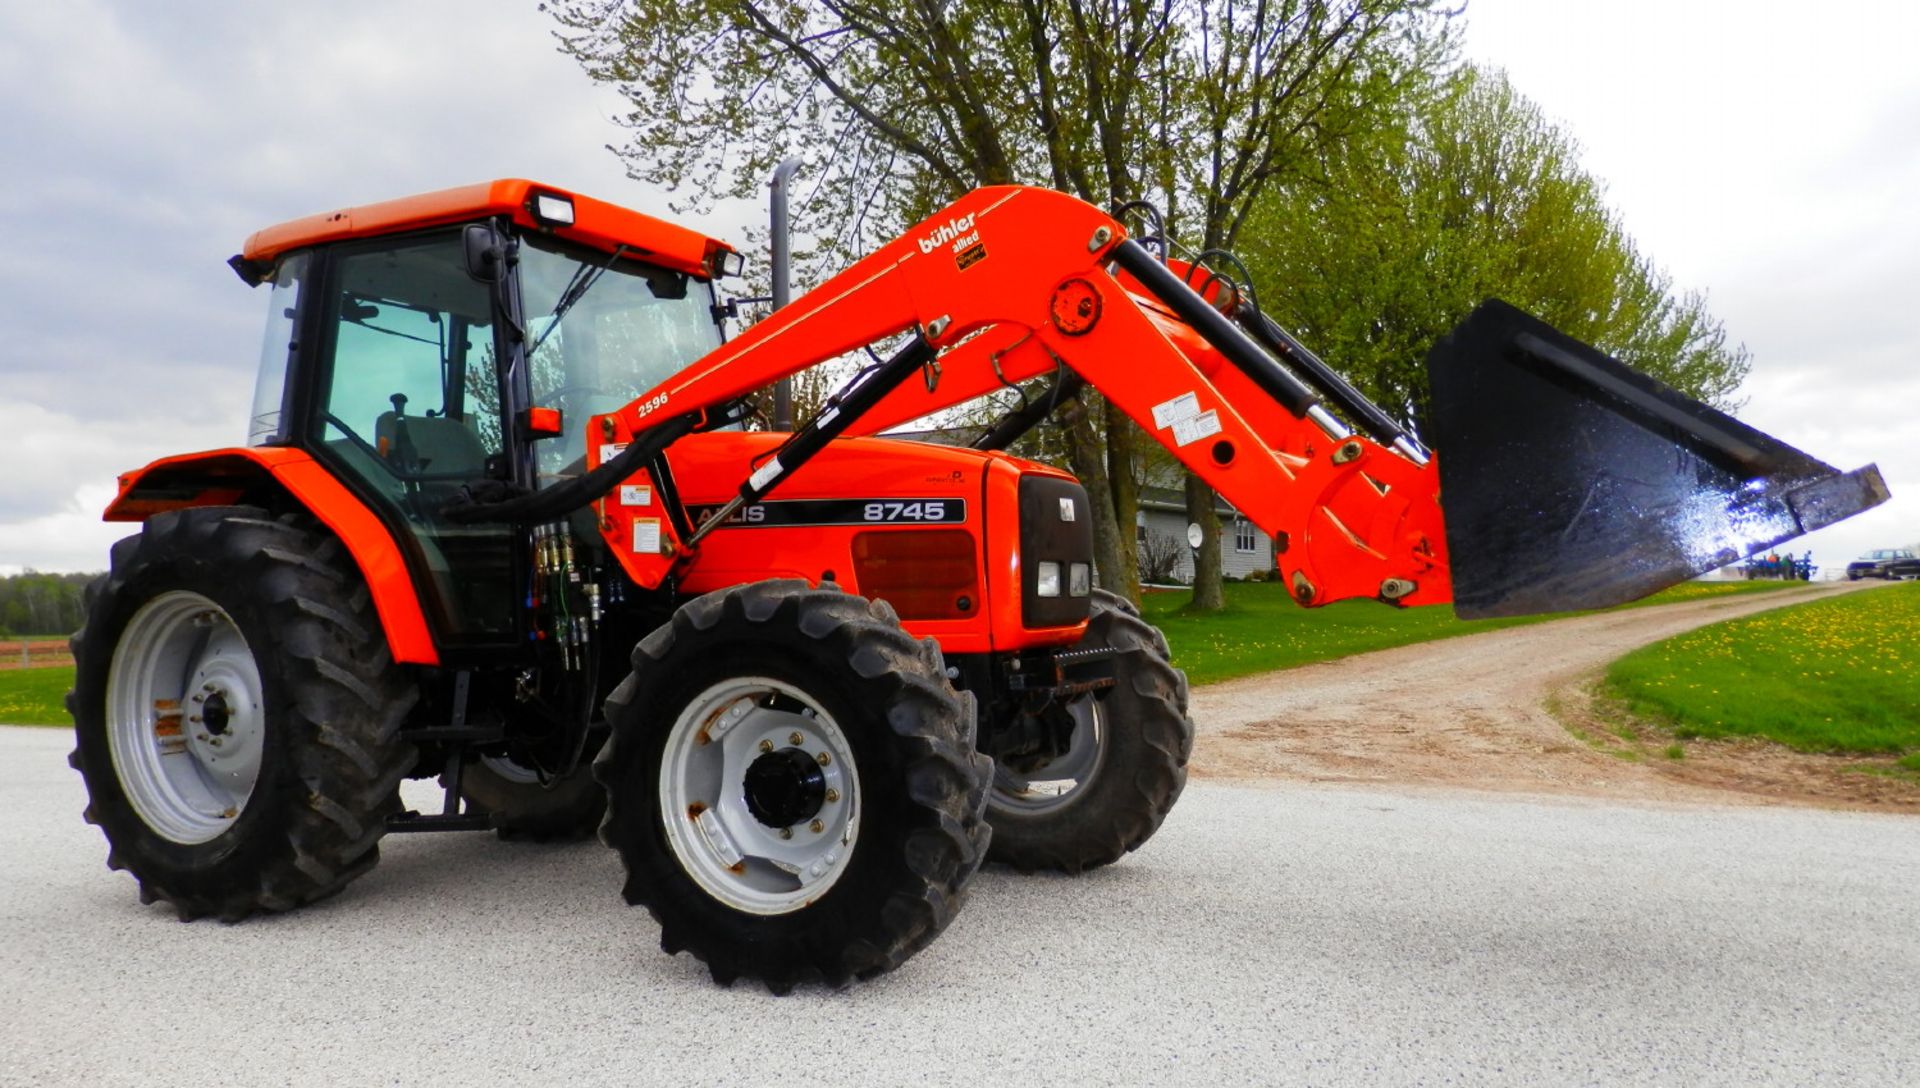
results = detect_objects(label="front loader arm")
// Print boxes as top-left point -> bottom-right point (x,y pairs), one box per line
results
594,185 -> 1449,609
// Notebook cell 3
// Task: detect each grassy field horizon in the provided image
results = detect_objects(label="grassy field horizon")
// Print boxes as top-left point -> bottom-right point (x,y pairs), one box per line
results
0,578 -> 1812,727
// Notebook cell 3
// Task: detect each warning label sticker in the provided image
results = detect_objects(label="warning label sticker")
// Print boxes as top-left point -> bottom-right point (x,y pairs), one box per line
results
599,442 -> 628,465
619,485 -> 653,507
1172,410 -> 1223,447
1151,392 -> 1202,430
632,519 -> 662,554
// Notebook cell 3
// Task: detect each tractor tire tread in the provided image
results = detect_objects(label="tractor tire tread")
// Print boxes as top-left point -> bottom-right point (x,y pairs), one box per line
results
988,590 -> 1193,874
67,505 -> 417,923
597,579 -> 989,993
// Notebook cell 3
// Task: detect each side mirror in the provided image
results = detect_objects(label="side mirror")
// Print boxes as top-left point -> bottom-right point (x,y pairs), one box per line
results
464,223 -> 506,283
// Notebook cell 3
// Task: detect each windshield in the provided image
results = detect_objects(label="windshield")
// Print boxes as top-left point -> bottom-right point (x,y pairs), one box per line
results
515,234 -> 723,480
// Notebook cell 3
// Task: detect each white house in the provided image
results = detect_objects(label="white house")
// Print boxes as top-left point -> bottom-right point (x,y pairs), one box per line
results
1135,484 -> 1274,586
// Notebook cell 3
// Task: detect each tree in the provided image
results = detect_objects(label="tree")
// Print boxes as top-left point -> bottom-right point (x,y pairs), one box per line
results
0,571 -> 94,637
1239,65 -> 1750,437
548,0 -> 1459,607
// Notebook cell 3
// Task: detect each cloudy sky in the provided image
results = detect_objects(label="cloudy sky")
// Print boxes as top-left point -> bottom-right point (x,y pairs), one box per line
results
1,0 -> 1914,578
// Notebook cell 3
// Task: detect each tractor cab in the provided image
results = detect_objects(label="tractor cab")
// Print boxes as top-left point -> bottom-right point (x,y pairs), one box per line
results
231,180 -> 736,648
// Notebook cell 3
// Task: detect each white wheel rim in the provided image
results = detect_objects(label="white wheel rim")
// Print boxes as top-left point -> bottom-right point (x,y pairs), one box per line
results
992,697 -> 1104,812
658,676 -> 859,916
105,591 -> 267,845
480,754 -> 544,785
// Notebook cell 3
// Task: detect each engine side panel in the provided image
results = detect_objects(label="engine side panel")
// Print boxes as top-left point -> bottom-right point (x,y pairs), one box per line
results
597,432 -> 1087,655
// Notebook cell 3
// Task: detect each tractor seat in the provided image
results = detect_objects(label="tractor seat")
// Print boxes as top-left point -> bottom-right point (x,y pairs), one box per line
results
374,412 -> 489,479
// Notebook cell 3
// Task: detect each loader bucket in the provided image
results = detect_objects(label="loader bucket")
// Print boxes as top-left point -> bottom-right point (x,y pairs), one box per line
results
1426,300 -> 1889,619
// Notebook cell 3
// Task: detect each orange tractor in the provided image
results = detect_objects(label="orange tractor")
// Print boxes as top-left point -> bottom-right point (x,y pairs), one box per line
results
68,180 -> 1885,991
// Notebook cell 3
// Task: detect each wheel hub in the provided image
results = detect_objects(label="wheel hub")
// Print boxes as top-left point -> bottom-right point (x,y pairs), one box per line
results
742,747 -> 827,829
200,690 -> 232,736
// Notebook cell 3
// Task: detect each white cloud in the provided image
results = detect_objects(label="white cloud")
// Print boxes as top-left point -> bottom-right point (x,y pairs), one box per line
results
0,0 -> 733,574
0,0 -> 1911,582
0,485 -> 133,577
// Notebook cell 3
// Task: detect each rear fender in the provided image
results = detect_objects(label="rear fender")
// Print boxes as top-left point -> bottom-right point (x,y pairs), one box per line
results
104,448 -> 439,665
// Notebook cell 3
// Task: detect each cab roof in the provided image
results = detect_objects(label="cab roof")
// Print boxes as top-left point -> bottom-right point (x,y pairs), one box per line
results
239,178 -> 732,278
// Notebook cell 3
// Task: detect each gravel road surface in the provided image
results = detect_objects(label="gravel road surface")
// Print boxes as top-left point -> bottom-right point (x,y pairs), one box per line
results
3,725 -> 1915,1087
1192,581 -> 1916,808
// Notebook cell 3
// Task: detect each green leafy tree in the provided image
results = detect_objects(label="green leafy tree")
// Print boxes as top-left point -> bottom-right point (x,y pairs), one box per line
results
0,571 -> 95,637
548,0 -> 1458,607
1240,65 -> 1750,440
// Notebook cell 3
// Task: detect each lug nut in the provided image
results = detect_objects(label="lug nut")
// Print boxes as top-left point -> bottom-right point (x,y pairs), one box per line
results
758,739 -> 774,753
778,827 -> 793,840
788,731 -> 804,746
809,819 -> 825,834
816,752 -> 831,766
824,788 -> 840,803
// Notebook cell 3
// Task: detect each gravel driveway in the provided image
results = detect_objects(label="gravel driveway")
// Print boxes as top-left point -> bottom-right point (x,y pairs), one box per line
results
3,724 -> 1916,1087
1192,580 -> 1915,809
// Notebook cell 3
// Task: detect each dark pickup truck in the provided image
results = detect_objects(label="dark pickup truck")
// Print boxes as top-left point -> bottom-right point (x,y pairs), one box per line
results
1846,547 -> 1920,580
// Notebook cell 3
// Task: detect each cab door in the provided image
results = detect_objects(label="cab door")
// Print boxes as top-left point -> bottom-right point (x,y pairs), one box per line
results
300,229 -> 519,647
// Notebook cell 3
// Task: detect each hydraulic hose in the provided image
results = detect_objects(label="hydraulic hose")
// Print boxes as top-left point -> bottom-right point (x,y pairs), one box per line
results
441,412 -> 699,524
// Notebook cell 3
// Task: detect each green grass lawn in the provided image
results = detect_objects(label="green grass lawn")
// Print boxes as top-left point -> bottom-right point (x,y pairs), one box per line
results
0,578 -> 1807,726
1140,577 -> 1800,686
0,666 -> 72,727
1604,581 -> 1920,756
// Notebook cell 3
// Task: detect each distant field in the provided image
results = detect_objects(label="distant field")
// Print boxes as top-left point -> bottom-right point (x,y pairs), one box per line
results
0,666 -> 71,727
1605,582 -> 1920,756
1142,578 -> 1799,686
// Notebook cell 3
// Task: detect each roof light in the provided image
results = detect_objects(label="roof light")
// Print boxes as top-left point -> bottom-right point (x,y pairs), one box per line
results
529,192 -> 575,227
709,248 -> 745,279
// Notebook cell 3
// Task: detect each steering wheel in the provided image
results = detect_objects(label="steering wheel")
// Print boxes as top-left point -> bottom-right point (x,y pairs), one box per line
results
321,411 -> 386,463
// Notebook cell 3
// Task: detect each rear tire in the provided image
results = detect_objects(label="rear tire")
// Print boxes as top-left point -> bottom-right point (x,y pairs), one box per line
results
595,580 -> 991,992
67,507 -> 418,921
986,589 -> 1193,874
460,745 -> 606,842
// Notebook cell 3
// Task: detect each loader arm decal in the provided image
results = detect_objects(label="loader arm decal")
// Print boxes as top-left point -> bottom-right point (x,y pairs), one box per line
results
594,186 -> 1450,610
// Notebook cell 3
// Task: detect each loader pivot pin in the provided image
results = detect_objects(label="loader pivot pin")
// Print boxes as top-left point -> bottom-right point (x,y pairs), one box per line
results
1291,571 -> 1316,604
1050,278 -> 1102,336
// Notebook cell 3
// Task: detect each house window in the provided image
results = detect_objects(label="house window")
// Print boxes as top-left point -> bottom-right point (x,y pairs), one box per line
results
1234,519 -> 1258,554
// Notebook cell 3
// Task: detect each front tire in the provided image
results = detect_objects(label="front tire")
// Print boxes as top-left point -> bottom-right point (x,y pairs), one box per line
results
596,580 -> 991,992
67,507 -> 418,921
986,589 -> 1193,874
